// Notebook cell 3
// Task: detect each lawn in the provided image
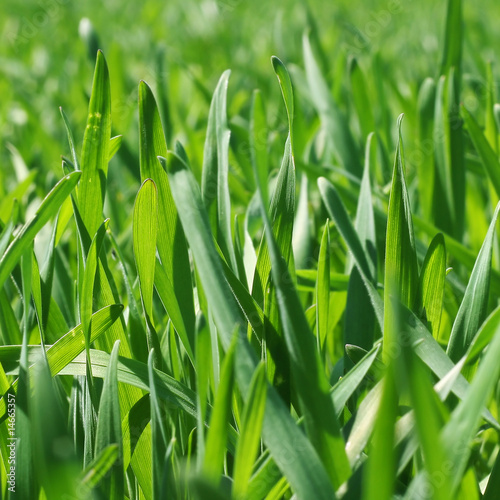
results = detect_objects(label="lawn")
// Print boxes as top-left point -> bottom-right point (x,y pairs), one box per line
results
2,0 -> 500,498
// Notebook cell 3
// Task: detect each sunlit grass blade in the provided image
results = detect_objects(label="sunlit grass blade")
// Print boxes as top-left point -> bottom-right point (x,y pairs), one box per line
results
0,172 -> 80,289
139,80 -> 195,359
447,202 -> 500,362
250,89 -> 268,207
383,114 -> 418,362
133,179 -> 162,365
79,50 -> 111,238
316,220 -> 330,351
95,340 -> 124,498
79,444 -> 119,492
165,150 -> 337,499
417,233 -> 446,336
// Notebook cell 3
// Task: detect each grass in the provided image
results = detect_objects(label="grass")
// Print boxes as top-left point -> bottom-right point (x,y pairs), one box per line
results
3,0 -> 500,498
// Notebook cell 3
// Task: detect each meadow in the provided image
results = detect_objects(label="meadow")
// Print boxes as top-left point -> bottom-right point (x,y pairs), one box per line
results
2,0 -> 500,498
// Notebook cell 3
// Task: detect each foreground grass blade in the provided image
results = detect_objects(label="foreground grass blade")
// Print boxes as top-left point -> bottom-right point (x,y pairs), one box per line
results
79,50 -> 111,238
0,172 -> 80,289
95,340 -> 124,498
232,362 -> 267,499
165,151 -> 337,499
316,221 -> 330,351
383,115 -> 418,362
447,202 -> 500,362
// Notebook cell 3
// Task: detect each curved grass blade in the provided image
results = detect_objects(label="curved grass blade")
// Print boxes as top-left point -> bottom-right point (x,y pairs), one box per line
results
165,151 -> 337,499
79,50 -> 111,238
0,171 -> 81,289
316,221 -> 330,351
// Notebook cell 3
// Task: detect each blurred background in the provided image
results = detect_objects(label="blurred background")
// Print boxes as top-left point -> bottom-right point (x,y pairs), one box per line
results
1,0 -> 500,234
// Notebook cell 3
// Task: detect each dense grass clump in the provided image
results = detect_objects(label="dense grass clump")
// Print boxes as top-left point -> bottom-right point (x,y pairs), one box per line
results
3,0 -> 500,498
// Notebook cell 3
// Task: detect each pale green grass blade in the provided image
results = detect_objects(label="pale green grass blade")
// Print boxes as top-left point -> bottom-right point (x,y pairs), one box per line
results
95,340 -> 124,499
0,171 -> 80,289
203,334 -> 236,484
383,115 -> 418,362
139,80 -> 195,356
165,151 -> 337,499
447,202 -> 500,362
133,179 -> 161,363
462,104 -> 500,199
271,56 -> 294,146
316,221 -> 330,351
303,33 -> 360,177
417,233 -> 446,336
232,362 -> 267,499
79,50 -> 111,238
109,135 -> 122,162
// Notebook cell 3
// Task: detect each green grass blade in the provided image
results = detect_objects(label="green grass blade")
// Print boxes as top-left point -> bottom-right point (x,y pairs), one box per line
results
139,81 -> 195,355
0,172 -> 81,289
462,104 -> 500,199
133,179 -> 161,363
447,202 -> 500,362
440,0 -> 462,78
95,340 -> 124,499
79,50 -> 111,238
250,89 -> 268,208
79,444 -> 119,492
417,233 -> 446,336
441,311 -> 500,493
303,33 -> 361,177
232,362 -> 267,499
348,57 -> 375,140
165,151 -> 337,499
200,70 -> 238,274
203,333 -> 236,484
383,115 -> 419,362
316,221 -> 330,351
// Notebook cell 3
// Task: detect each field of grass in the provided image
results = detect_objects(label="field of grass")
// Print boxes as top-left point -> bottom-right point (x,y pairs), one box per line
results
3,0 -> 500,498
